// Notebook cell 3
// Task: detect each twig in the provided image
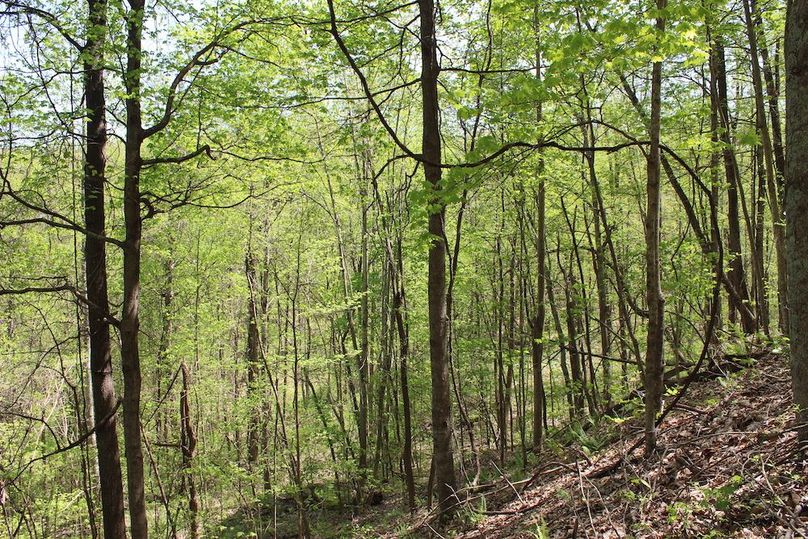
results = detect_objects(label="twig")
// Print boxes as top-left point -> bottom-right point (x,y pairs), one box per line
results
9,400 -> 121,483
490,460 -> 523,504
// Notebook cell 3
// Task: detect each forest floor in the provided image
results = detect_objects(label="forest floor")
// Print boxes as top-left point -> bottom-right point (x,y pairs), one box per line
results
415,351 -> 808,538
224,351 -> 808,538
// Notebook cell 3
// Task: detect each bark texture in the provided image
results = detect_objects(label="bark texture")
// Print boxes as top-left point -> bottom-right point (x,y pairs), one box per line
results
83,0 -> 127,535
419,0 -> 457,518
786,0 -> 808,443
644,0 -> 666,456
122,0 -> 148,535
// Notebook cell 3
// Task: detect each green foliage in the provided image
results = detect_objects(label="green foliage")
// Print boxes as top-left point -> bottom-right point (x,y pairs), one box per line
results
0,0 -> 789,535
528,518 -> 551,539
568,422 -> 611,455
702,475 -> 744,512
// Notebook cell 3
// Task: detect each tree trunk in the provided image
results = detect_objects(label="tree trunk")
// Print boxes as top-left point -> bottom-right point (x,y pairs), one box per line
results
373,258 -> 392,479
246,250 -> 261,469
83,0 -> 126,535
546,265 -> 574,421
580,118 -> 612,405
156,257 -> 174,441
370,170 -> 416,510
358,188 -> 370,471
531,172 -> 546,449
392,251 -> 416,511
180,363 -> 200,539
495,218 -> 507,464
419,0 -> 457,518
752,148 -> 770,333
753,0 -> 785,181
744,0 -> 789,334
445,192 -> 481,484
711,38 -> 756,334
785,0 -> 808,444
558,249 -> 585,419
531,10 -> 546,451
122,1 -> 148,535
644,0 -> 666,456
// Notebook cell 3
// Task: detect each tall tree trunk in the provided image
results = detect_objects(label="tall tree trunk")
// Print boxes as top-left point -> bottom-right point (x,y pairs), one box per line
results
370,170 -> 416,510
179,363 -> 200,539
644,0 -> 666,456
246,249 -> 262,469
358,188 -> 370,472
122,1 -> 147,535
419,0 -> 457,518
392,247 -> 416,511
83,0 -> 126,535
445,192 -> 481,484
753,0 -> 786,181
531,9 -> 546,451
752,148 -> 770,333
744,0 -> 789,334
546,264 -> 574,421
289,235 -> 310,537
156,257 -> 174,441
579,115 -> 612,405
711,37 -> 756,334
571,199 -> 600,416
495,214 -> 507,464
531,171 -> 546,449
709,74 -> 724,349
373,258 -> 392,479
785,0 -> 808,444
560,199 -> 598,417
559,249 -> 585,419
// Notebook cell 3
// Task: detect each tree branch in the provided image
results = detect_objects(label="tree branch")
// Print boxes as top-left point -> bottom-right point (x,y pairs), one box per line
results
9,399 -> 122,484
142,145 -> 213,167
142,20 -> 260,139
326,0 -> 419,159
0,0 -> 83,50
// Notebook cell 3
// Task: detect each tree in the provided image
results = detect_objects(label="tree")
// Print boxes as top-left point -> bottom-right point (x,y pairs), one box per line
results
530,7 -> 547,451
786,0 -> 808,444
0,0 -> 801,535
419,0 -> 458,516
644,0 -> 666,456
83,0 -> 127,535
120,2 -> 149,534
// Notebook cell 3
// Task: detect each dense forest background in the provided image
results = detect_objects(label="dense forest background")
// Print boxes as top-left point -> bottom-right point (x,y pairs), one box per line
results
1,0 -> 808,536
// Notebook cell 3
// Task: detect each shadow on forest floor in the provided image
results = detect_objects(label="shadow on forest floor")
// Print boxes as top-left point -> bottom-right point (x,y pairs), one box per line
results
216,351 -> 808,538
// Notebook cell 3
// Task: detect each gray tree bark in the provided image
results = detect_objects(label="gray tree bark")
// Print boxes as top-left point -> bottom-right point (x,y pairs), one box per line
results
785,0 -> 808,444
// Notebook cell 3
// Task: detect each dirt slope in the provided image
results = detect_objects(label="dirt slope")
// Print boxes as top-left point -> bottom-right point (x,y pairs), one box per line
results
453,354 -> 807,538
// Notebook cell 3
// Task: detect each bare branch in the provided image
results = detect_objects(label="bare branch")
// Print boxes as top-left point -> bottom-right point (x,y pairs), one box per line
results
326,0 -> 420,160
142,145 -> 213,167
8,400 -> 122,485
0,0 -> 83,50
0,284 -> 72,296
142,20 -> 262,139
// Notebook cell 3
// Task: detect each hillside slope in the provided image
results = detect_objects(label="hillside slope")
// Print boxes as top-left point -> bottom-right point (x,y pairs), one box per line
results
449,353 -> 806,538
